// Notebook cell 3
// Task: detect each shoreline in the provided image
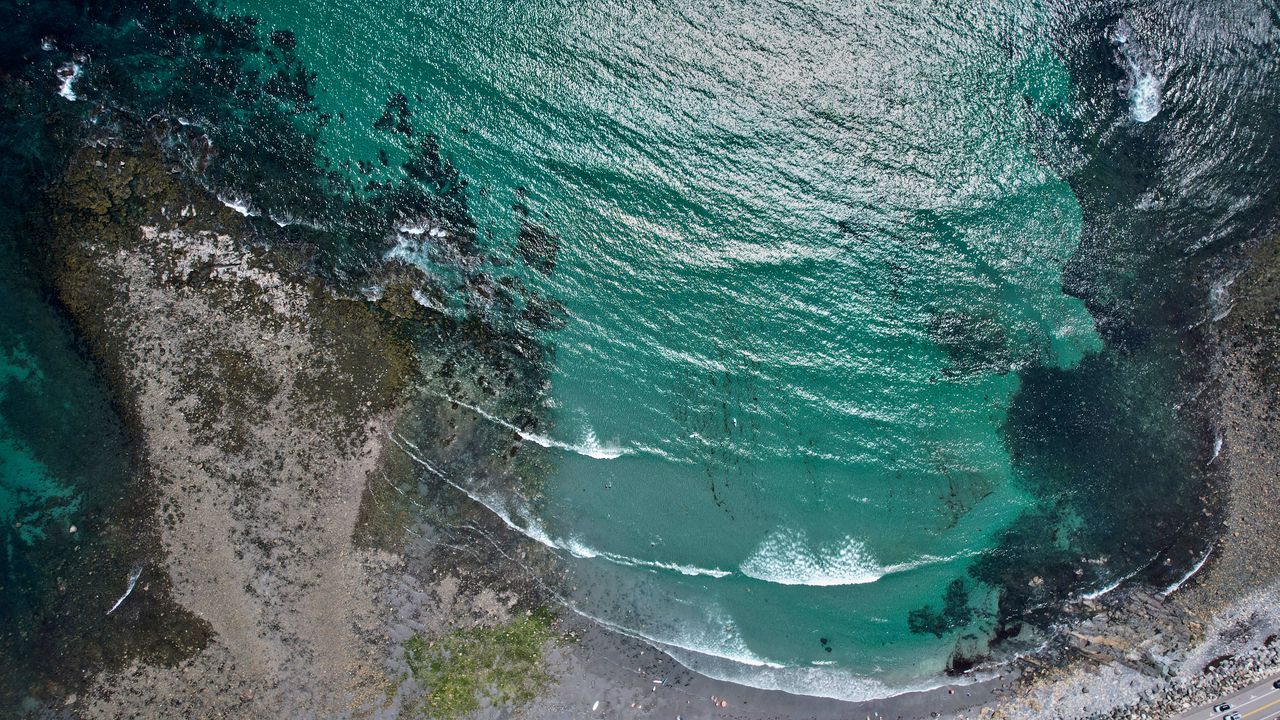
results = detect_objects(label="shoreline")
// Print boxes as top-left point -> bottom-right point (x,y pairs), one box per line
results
9,105 -> 1278,720
973,228 -> 1280,719
534,226 -> 1280,720
15,121 -> 1013,720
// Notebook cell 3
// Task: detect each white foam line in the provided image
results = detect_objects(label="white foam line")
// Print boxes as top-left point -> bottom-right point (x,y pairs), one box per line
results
651,636 -> 982,703
1081,577 -> 1125,602
753,552 -> 960,587
568,605 -> 784,669
269,213 -> 327,230
1082,565 -> 1143,601
217,194 -> 258,217
442,396 -> 630,460
388,438 -> 1007,702
393,434 -> 611,560
106,563 -> 144,615
880,553 -> 967,578
630,443 -> 692,465
595,551 -> 731,579
391,434 -> 729,579
397,431 -> 971,588
397,224 -> 449,238
741,527 -> 972,587
391,434 -> 541,538
1207,432 -> 1223,466
446,516 -> 800,694
1162,545 -> 1214,597
411,288 -> 448,314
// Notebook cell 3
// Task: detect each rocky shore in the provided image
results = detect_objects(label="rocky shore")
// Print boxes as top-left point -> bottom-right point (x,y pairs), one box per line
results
23,128 -> 570,718
15,112 -> 1016,720
976,230 -> 1280,720
46,136 -> 408,716
13,99 -> 1279,720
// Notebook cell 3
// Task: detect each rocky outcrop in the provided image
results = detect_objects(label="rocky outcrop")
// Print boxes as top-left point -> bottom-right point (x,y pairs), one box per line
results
987,232 -> 1280,720
47,138 -> 419,717
1061,591 -> 1201,679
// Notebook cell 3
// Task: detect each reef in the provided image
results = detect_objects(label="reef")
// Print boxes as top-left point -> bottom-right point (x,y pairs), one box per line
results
980,229 -> 1280,719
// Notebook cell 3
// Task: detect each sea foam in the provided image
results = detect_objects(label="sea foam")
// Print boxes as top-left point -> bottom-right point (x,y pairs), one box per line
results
445,396 -> 631,460
106,563 -> 144,615
573,602 -> 782,670
741,529 -> 885,585
650,637 -> 979,703
1113,21 -> 1163,123
1161,545 -> 1214,596
391,433 -> 983,701
741,529 -> 945,586
391,433 -> 728,578
55,62 -> 81,101
217,194 -> 257,217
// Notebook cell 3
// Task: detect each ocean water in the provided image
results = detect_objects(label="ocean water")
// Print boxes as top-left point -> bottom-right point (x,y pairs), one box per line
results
208,0 -> 1280,697
5,0 -> 1280,705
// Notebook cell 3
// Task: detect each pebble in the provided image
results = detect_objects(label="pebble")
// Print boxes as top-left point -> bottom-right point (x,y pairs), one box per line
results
1072,642 -> 1280,719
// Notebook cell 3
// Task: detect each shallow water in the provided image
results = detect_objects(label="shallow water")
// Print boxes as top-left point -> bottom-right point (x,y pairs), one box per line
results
4,0 -> 1280,703
206,0 -> 1280,698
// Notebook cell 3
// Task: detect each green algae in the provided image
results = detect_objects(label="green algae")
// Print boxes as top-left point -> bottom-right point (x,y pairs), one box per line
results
404,608 -> 557,720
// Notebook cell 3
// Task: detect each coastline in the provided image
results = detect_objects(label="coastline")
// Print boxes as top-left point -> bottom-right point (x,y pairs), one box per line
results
8,54 -> 1279,720
976,229 -> 1280,719
43,136 -> 416,716
22,116 -> 1280,717
12,113 -> 1019,720
540,226 -> 1280,720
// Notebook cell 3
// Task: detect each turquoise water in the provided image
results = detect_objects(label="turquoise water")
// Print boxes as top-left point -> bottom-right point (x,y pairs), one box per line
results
6,0 -> 1280,705
217,0 -> 1106,695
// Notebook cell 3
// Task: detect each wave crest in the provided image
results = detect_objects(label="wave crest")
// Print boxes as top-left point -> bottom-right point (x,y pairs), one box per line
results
741,529 -> 886,586
1113,20 -> 1163,123
740,529 -> 949,587
391,433 -> 728,578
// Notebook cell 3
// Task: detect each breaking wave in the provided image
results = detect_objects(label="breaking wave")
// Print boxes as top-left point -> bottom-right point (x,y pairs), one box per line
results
573,603 -> 782,670
651,638 -> 984,703
740,529 -> 947,587
591,551 -> 732,579
1113,20 -> 1163,123
55,62 -> 81,101
105,562 -> 144,615
217,194 -> 257,217
1161,545 -> 1214,597
390,433 -> 729,579
444,396 -> 632,460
